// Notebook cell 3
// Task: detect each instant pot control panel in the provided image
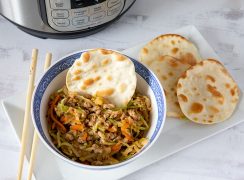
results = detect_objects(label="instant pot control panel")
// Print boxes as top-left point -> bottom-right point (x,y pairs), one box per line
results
44,0 -> 125,32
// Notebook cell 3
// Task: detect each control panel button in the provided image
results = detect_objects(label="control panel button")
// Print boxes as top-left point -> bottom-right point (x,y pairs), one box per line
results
108,2 -> 122,16
50,0 -> 71,9
52,18 -> 70,27
72,8 -> 89,17
51,10 -> 69,18
90,11 -> 105,22
72,16 -> 89,26
90,3 -> 105,14
108,0 -> 121,8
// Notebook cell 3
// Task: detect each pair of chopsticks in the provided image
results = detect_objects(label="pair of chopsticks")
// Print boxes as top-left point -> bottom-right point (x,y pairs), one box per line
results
17,49 -> 52,180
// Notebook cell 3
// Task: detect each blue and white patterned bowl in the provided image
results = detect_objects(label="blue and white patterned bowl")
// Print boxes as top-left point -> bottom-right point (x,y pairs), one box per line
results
31,49 -> 166,170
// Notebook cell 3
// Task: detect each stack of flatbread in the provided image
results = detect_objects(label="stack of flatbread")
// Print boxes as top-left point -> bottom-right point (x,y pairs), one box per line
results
139,34 -> 239,124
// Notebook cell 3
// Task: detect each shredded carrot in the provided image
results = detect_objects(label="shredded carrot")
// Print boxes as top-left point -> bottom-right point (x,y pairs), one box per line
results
47,107 -> 52,124
108,126 -> 117,133
111,142 -> 122,152
50,95 -> 67,133
61,116 -> 69,123
81,132 -> 88,141
121,119 -> 133,141
51,122 -> 56,130
122,130 -> 133,141
70,124 -> 84,131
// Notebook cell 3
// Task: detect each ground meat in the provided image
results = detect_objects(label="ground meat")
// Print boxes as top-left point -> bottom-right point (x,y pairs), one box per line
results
92,144 -> 103,154
110,110 -> 122,118
65,133 -> 74,141
80,110 -> 87,119
113,136 -> 122,141
48,89 -> 151,166
102,104 -> 115,109
103,113 -> 110,119
89,105 -> 100,112
103,122 -> 110,128
95,109 -> 101,115
92,161 -> 103,166
103,146 -> 111,154
82,94 -> 92,99
106,132 -> 117,140
83,101 -> 92,108
88,114 -> 96,126
128,109 -> 138,121
120,112 -> 126,120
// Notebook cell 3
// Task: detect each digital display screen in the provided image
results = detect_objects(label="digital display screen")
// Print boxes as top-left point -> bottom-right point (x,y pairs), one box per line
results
71,0 -> 106,9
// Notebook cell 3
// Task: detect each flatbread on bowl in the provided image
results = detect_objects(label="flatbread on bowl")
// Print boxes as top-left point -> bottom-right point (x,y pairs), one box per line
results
66,49 -> 137,107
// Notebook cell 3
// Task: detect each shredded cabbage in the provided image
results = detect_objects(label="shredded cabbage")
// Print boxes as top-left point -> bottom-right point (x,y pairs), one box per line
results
48,87 -> 151,166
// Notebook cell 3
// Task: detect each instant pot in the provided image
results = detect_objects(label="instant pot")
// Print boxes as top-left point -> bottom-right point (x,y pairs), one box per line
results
0,0 -> 136,39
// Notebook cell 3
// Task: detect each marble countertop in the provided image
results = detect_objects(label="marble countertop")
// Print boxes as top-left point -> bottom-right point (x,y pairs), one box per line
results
1,0 -> 244,179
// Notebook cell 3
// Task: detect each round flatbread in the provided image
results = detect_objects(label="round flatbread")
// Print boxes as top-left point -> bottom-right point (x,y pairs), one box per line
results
177,59 -> 239,124
66,49 -> 137,107
148,55 -> 191,118
139,34 -> 202,66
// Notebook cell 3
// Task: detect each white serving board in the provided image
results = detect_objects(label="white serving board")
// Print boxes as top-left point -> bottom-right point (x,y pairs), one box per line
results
2,25 -> 244,180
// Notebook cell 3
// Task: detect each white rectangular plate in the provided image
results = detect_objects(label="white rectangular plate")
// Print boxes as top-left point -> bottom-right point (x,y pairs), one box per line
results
2,25 -> 244,180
